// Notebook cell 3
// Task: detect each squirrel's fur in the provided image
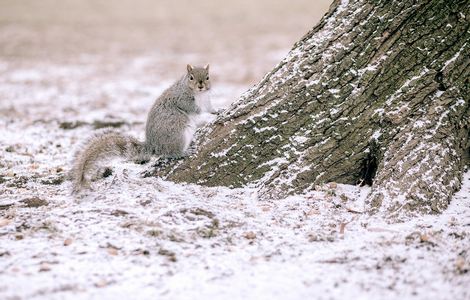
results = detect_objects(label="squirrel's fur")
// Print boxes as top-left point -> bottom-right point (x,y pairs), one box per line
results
70,64 -> 214,193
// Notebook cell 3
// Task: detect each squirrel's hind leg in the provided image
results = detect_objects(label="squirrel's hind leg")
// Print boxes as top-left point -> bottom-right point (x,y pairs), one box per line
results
134,154 -> 151,165
133,146 -> 152,164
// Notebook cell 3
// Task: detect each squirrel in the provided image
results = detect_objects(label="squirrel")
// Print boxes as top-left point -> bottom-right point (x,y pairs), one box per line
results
70,64 -> 216,192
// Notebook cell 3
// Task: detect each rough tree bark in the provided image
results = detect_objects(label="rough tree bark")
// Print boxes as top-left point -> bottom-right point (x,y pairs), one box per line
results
151,0 -> 469,217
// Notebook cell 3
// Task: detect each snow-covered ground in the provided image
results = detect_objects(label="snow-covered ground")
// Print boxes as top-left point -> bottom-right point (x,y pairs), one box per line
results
1,1 -> 469,299
1,58 -> 469,299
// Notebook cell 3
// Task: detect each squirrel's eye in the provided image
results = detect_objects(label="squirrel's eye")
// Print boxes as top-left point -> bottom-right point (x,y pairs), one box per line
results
206,76 -> 209,80
189,75 -> 194,81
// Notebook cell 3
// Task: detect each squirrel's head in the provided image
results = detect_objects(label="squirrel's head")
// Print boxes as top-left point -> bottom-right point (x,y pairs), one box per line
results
186,64 -> 211,92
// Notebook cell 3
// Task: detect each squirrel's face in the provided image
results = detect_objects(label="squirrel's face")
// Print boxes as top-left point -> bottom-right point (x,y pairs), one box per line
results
187,64 -> 211,92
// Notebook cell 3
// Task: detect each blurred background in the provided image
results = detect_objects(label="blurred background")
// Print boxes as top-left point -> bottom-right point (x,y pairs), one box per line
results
0,0 -> 331,120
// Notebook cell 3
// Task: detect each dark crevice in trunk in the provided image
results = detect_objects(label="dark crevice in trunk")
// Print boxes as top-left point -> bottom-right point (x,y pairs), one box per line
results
434,71 -> 446,91
359,141 -> 379,186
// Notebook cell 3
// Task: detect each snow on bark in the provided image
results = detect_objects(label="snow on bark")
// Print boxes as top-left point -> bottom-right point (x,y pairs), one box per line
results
153,0 -> 470,217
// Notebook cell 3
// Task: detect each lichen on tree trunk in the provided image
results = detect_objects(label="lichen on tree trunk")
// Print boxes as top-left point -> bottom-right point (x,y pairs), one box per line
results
150,0 -> 470,217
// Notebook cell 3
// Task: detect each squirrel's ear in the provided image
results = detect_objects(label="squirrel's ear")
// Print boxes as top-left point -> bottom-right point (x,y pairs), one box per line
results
204,64 -> 210,71
187,64 -> 193,73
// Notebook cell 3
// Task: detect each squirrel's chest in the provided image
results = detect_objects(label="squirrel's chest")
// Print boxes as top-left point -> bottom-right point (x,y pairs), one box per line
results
194,91 -> 211,112
186,114 -> 199,126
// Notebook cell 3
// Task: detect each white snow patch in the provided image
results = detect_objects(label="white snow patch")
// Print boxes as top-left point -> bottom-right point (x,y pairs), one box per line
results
371,129 -> 382,140
443,43 -> 467,69
385,67 -> 429,106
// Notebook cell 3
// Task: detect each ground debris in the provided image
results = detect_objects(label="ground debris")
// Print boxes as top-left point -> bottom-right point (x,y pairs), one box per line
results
107,248 -> 118,256
0,218 -> 11,227
59,121 -> 87,130
243,231 -> 256,240
158,248 -> 177,262
39,262 -> 52,272
40,174 -> 65,185
455,250 -> 469,274
0,203 -> 14,210
317,256 -> 360,264
94,279 -> 110,288
59,120 -> 129,130
6,176 -> 29,188
110,209 -> 129,217
20,197 -> 48,208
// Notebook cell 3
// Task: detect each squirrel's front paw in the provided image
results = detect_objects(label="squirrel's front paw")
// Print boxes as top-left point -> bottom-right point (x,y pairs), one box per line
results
214,108 -> 225,115
185,144 -> 198,156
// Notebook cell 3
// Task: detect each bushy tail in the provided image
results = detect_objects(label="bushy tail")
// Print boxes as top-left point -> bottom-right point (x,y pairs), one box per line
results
70,129 -> 144,193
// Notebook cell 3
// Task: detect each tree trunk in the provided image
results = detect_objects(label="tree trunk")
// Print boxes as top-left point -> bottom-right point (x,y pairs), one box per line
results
150,0 -> 469,217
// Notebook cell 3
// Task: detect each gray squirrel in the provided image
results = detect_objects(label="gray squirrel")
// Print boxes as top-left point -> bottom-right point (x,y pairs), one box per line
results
70,64 -> 216,192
